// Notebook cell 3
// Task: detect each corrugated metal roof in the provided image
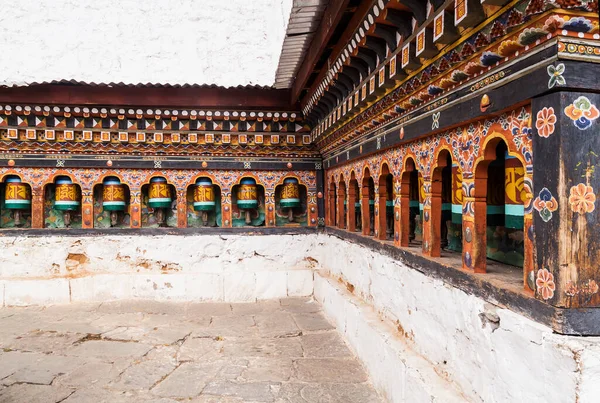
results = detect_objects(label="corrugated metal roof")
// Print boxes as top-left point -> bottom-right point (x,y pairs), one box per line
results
274,0 -> 329,89
1,79 -> 276,90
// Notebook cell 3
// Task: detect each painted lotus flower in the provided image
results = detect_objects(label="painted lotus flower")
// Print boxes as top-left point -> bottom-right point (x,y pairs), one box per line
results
498,40 -> 523,57
547,64 -> 566,89
568,183 -> 596,214
533,187 -> 558,222
564,96 -> 600,130
536,268 -> 556,300
518,28 -> 548,46
535,107 -> 557,137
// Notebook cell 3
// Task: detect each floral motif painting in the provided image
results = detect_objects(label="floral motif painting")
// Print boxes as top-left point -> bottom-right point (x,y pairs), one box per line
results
536,268 -> 556,300
569,183 -> 596,214
564,96 -> 600,130
533,188 -> 558,222
535,107 -> 556,138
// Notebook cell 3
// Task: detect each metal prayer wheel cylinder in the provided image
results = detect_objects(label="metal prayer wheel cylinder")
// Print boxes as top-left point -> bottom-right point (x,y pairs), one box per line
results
193,178 -> 216,212
148,177 -> 172,209
4,176 -> 31,210
54,177 -> 80,211
102,177 -> 126,212
280,178 -> 301,209
237,178 -> 258,225
236,178 -> 259,210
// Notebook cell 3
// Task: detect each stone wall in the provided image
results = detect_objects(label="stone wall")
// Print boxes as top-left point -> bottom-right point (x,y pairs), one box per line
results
311,234 -> 600,403
0,0 -> 292,87
2,232 -> 599,402
0,234 -> 314,305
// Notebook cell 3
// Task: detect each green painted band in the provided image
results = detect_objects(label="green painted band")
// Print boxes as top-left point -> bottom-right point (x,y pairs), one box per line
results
148,201 -> 172,208
505,204 -> 524,216
237,200 -> 258,209
103,204 -> 125,211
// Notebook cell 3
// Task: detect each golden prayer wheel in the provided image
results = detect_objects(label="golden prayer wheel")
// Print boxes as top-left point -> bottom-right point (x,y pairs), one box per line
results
102,177 -> 126,212
236,178 -> 258,210
148,177 -> 172,208
193,178 -> 216,212
4,176 -> 31,210
54,176 -> 80,211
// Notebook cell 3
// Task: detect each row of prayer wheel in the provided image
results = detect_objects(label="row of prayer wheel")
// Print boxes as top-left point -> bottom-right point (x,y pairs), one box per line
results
3,176 -> 303,214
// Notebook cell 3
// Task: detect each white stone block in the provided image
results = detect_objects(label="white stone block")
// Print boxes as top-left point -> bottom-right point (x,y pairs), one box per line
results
287,270 -> 313,297
255,271 -> 287,300
223,272 -> 256,302
5,278 -> 70,306
132,274 -> 187,301
185,273 -> 223,301
70,274 -> 134,302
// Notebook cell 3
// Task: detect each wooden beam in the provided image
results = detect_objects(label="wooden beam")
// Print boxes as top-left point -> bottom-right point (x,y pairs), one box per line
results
0,84 -> 295,110
290,0 -> 351,105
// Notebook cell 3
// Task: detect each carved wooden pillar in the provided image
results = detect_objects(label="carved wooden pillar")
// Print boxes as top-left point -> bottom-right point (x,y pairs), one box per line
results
328,182 -> 336,226
307,188 -> 318,227
361,181 -> 370,235
336,186 -> 346,229
399,176 -> 411,247
176,188 -> 187,228
394,178 -> 401,246
30,187 -> 44,229
347,183 -> 357,232
129,190 -> 142,228
375,182 -> 387,240
463,178 -> 486,273
81,188 -> 94,229
421,179 -> 434,256
265,189 -> 276,227
221,189 -> 233,228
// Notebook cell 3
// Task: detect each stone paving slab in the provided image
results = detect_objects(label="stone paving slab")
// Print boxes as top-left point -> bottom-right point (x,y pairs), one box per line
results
0,298 -> 384,402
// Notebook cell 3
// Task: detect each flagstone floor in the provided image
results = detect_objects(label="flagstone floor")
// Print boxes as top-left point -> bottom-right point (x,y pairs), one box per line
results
0,298 -> 383,403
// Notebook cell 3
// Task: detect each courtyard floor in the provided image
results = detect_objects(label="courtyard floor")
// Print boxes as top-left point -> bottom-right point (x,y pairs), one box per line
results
0,298 -> 382,403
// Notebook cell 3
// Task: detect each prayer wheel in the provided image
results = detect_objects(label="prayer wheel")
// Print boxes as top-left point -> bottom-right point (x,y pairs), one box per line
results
280,178 -> 300,208
4,176 -> 31,210
148,177 -> 172,208
193,178 -> 216,212
451,163 -> 463,225
54,176 -> 80,211
236,178 -> 258,210
102,177 -> 126,212
504,155 -> 525,229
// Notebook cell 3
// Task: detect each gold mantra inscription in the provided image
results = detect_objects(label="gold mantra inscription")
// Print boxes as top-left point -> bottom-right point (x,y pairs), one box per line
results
5,183 -> 30,200
149,183 -> 172,199
55,184 -> 78,201
281,183 -> 299,199
103,185 -> 126,202
194,186 -> 215,202
237,184 -> 257,200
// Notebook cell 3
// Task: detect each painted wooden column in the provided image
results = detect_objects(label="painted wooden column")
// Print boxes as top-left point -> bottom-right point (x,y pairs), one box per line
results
361,181 -> 370,236
394,179 -> 402,247
375,182 -> 387,240
30,187 -> 44,229
307,188 -> 318,227
328,182 -> 336,227
532,91 -> 600,307
347,183 -> 357,232
221,188 -> 233,228
422,179 -> 441,257
463,178 -> 486,273
399,177 -> 411,247
81,187 -> 94,229
129,190 -> 142,228
176,188 -> 187,228
265,189 -> 276,227
336,186 -> 345,229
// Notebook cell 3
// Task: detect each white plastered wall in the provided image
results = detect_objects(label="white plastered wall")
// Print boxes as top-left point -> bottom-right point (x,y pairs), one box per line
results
0,0 -> 292,87
1,233 -> 599,403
